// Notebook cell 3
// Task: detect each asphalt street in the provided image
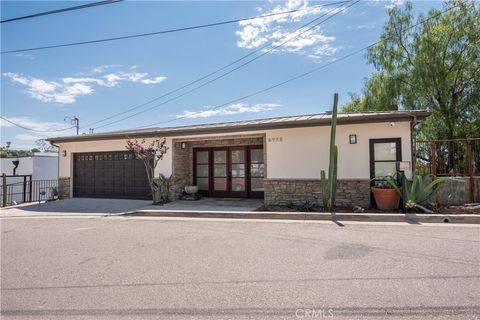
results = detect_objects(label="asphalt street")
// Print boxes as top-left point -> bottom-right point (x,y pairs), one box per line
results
1,217 -> 479,319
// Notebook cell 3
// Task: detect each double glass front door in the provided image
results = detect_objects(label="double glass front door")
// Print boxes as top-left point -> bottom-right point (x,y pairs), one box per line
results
194,146 -> 264,198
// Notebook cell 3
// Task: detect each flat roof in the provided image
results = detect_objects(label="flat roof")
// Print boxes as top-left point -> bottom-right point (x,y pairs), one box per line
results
48,110 -> 430,143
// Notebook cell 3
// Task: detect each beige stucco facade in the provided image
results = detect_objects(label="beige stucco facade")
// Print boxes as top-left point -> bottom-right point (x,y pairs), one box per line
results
57,120 -> 412,199
265,121 -> 412,180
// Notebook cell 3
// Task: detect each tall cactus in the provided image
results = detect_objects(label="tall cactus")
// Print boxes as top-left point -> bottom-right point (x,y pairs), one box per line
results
320,93 -> 339,212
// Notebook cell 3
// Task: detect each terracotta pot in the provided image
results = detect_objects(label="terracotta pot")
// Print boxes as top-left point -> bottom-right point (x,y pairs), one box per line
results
371,187 -> 400,211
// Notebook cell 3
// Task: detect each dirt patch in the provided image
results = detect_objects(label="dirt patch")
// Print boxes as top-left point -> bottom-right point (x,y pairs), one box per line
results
255,205 -> 403,214
437,204 -> 480,215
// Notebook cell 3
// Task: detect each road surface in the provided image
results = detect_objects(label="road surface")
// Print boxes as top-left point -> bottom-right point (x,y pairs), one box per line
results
1,216 -> 479,319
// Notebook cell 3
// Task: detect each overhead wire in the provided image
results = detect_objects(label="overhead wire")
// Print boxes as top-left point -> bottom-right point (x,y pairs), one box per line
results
89,0 -> 355,130
1,1 -> 348,54
135,2 -> 461,129
80,0 -> 350,129
1,0 -> 123,23
0,116 -> 75,133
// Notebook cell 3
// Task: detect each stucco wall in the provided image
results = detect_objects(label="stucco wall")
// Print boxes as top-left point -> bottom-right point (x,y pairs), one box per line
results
1,156 -> 58,180
57,131 -> 267,179
58,138 -> 174,179
265,121 -> 412,180
56,121 -> 412,196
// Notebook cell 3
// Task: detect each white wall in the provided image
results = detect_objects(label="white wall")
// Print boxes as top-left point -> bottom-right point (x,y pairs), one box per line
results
32,157 -> 58,180
1,156 -> 58,180
265,121 -> 412,179
0,157 -> 33,176
58,138 -> 174,178
1,156 -> 58,204
56,121 -> 412,184
57,131 -> 267,179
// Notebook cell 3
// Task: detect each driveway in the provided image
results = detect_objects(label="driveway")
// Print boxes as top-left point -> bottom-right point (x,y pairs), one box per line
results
1,217 -> 479,319
0,198 -> 152,216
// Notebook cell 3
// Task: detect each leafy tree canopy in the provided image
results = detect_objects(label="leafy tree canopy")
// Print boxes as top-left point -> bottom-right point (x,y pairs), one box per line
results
343,0 -> 480,140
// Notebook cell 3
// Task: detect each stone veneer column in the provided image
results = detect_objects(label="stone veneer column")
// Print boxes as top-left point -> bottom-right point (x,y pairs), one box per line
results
58,177 -> 71,199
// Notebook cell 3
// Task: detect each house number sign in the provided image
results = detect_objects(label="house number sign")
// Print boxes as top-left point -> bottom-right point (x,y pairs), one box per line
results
268,137 -> 283,143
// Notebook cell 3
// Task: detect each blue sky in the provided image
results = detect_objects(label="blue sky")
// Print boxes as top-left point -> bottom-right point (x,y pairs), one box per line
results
1,0 -> 442,149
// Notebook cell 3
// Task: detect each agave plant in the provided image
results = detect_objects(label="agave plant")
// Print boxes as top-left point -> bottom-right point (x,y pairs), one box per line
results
384,172 -> 452,212
155,173 -> 173,203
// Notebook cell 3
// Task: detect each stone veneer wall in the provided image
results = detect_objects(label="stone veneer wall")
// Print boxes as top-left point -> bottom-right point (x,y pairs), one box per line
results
264,179 -> 371,208
58,177 -> 71,199
171,134 -> 265,200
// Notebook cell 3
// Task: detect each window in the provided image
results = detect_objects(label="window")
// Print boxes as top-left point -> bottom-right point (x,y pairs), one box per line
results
195,150 -> 209,191
370,138 -> 402,180
250,148 -> 264,192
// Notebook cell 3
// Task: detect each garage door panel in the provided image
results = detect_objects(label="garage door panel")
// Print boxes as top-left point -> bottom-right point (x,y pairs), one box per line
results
73,152 -> 151,200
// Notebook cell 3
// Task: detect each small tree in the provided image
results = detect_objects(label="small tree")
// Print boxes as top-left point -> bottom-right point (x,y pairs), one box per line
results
126,137 -> 168,203
35,139 -> 58,153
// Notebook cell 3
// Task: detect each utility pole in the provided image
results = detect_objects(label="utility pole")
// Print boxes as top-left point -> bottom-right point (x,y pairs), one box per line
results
65,116 -> 79,135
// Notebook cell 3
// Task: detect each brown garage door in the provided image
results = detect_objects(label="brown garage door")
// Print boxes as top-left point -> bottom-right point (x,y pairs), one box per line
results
73,152 -> 151,200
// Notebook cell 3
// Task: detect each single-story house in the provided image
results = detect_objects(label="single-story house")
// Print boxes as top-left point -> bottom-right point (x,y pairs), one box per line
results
48,110 -> 430,208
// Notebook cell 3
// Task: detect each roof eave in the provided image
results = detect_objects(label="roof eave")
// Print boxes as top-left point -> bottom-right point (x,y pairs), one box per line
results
48,111 -> 431,144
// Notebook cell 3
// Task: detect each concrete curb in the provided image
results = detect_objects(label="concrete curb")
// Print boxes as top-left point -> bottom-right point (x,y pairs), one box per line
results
126,210 -> 480,224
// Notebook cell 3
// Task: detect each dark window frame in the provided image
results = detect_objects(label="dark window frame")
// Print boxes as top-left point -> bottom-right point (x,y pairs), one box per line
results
193,145 -> 264,198
369,138 -> 402,207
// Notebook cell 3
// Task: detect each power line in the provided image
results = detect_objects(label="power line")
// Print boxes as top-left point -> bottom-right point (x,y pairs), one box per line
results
136,2 -> 461,130
88,1 -> 354,130
1,1 -> 348,54
1,0 -> 123,24
82,0 -> 350,129
0,116 -> 75,133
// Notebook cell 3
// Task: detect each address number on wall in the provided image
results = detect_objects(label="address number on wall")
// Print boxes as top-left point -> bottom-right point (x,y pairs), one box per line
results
268,137 -> 283,143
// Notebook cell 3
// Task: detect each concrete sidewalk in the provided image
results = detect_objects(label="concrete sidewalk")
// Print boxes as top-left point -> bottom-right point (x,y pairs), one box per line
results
139,198 -> 264,212
129,209 -> 480,224
2,198 -> 479,224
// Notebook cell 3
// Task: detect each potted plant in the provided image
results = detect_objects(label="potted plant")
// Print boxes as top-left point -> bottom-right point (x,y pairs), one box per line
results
384,172 -> 454,213
371,177 -> 401,211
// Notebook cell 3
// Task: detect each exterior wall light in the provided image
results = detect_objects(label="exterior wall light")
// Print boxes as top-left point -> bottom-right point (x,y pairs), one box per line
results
181,142 -> 186,149
62,150 -> 67,157
349,134 -> 357,144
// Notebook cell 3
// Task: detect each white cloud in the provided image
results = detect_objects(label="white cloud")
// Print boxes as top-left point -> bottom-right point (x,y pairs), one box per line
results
368,0 -> 406,9
177,103 -> 280,119
141,76 -> 167,85
102,72 -> 165,86
3,72 -> 87,104
385,0 -> 405,9
91,64 -> 120,74
236,0 -> 342,59
3,68 -> 167,104
62,77 -> 105,85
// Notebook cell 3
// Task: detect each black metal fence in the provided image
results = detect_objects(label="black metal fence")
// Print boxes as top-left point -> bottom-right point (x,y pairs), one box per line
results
1,175 -> 58,207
